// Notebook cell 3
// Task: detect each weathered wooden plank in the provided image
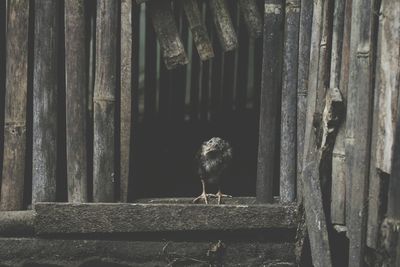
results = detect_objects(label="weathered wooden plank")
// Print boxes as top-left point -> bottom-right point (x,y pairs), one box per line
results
345,0 -> 377,265
256,0 -> 284,204
34,202 -> 298,234
32,0 -> 58,204
0,210 -> 35,236
367,0 -> 400,249
296,0 -> 313,202
300,0 -> 333,265
148,0 -> 188,70
0,0 -> 29,211
238,0 -> 263,39
93,1 -> 118,202
279,0 -> 300,203
208,0 -> 238,52
209,27 -> 223,122
144,4 -> 157,121
0,0 -> 6,194
120,0 -> 138,202
182,0 -> 214,61
64,0 -> 88,203
0,238 -> 295,266
329,0 -> 347,225
190,37 -> 201,120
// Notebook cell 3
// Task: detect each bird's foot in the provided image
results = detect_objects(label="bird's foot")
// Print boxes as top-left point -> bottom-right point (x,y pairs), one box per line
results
216,191 -> 232,204
193,193 -> 217,204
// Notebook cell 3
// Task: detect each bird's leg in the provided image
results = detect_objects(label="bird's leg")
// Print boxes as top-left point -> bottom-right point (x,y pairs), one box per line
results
216,189 -> 232,204
193,180 -> 210,204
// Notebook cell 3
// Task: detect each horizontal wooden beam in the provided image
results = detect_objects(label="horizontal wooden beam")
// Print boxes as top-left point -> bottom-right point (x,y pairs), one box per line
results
0,238 -> 295,266
0,211 -> 35,236
34,201 -> 297,235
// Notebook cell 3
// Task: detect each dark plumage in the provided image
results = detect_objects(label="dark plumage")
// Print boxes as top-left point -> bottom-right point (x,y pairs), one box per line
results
193,137 -> 233,204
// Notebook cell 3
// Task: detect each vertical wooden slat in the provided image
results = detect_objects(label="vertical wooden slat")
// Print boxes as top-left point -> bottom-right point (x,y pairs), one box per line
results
0,0 -> 6,196
200,2 -> 212,121
32,0 -> 58,204
208,0 -> 238,52
235,14 -> 249,112
238,0 -> 263,39
190,38 -> 201,121
0,0 -> 29,210
296,0 -> 313,202
279,0 -> 300,203
144,4 -> 157,121
256,0 -> 284,204
182,0 -> 214,61
64,0 -> 88,203
329,0 -> 347,225
300,0 -> 333,265
209,28 -> 223,122
345,0 -> 377,265
120,0 -> 136,202
367,0 -> 400,248
93,1 -> 118,203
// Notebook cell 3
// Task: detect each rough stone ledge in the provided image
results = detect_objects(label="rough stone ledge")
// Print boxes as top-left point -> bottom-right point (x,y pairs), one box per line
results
34,200 -> 297,235
0,210 -> 35,236
0,237 -> 295,267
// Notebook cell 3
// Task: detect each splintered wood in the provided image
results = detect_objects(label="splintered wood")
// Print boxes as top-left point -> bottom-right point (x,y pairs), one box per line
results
148,0 -> 188,69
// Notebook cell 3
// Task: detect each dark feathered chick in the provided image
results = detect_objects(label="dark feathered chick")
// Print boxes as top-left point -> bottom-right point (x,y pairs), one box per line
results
193,137 -> 233,204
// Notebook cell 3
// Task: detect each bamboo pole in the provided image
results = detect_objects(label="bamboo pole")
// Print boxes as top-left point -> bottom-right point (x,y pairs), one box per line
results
238,0 -> 263,39
256,0 -> 284,204
93,1 -> 118,203
208,0 -> 238,52
329,0 -> 347,225
64,0 -> 88,203
0,0 -> 29,211
279,0 -> 300,203
367,0 -> 400,248
345,0 -> 377,265
182,0 -> 214,61
32,0 -> 58,204
296,0 -> 313,202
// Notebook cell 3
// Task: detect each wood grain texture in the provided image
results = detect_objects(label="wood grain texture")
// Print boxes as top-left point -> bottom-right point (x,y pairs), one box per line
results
329,0 -> 347,225
148,0 -> 188,70
256,0 -> 284,204
367,0 -> 400,248
208,0 -> 238,51
279,0 -> 300,203
93,0 -> 118,202
182,0 -> 214,61
345,0 -> 377,265
296,0 -> 313,202
64,0 -> 88,203
34,202 -> 298,234
32,0 -> 58,204
0,0 -> 29,211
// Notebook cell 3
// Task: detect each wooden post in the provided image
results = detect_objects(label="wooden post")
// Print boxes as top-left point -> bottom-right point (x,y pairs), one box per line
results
208,0 -> 238,52
279,0 -> 300,203
238,0 -> 263,39
256,0 -> 284,204
235,11 -> 249,112
0,0 -> 29,211
64,0 -> 88,203
300,0 -> 333,266
120,0 -> 138,202
93,1 -> 118,203
181,0 -> 214,61
367,0 -> 400,248
190,38 -> 201,121
0,0 -> 6,194
32,0 -> 58,204
345,0 -> 377,265
329,0 -> 347,225
148,0 -> 188,70
296,0 -> 313,202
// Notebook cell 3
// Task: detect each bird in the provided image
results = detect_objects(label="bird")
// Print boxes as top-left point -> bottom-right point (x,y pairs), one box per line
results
193,137 -> 233,204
